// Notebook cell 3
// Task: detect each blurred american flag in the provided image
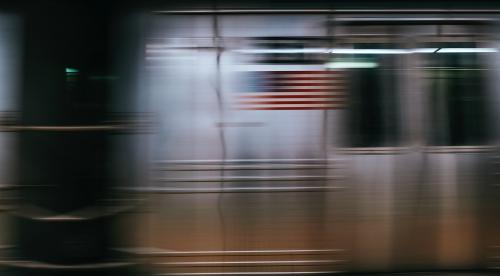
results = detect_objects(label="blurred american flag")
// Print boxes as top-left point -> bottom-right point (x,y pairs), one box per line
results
236,70 -> 347,110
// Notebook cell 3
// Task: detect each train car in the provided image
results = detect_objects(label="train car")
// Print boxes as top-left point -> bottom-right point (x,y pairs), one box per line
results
117,9 -> 500,275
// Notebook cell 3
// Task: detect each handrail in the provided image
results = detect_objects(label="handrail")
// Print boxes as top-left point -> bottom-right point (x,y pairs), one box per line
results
156,159 -> 329,164
0,123 -> 149,133
424,145 -> 497,153
155,175 -> 343,182
118,186 -> 344,194
156,164 -> 341,171
156,259 -> 345,267
8,202 -> 138,221
153,9 -> 500,15
0,260 -> 134,270
115,248 -> 344,256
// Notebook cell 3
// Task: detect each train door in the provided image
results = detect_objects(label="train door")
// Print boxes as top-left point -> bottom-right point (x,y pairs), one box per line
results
328,21 -> 413,271
485,20 -> 500,271
416,23 -> 495,269
329,16 -> 497,271
137,13 -> 349,275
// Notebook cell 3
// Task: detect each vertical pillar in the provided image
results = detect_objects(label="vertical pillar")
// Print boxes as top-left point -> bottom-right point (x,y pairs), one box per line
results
12,1 -> 133,275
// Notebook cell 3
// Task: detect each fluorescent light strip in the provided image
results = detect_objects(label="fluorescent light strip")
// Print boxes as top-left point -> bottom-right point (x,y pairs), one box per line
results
234,48 -> 497,54
411,48 -> 438,53
437,47 -> 498,53
325,61 -> 378,69
329,49 -> 409,54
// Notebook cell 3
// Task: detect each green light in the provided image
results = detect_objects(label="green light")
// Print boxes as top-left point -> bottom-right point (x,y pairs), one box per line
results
65,68 -> 79,74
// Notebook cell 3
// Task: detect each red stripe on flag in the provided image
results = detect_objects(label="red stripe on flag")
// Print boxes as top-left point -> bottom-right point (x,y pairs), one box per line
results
238,100 -> 345,105
264,88 -> 339,93
268,76 -> 344,81
271,71 -> 341,74
238,106 -> 341,110
261,83 -> 338,87
239,94 -> 345,99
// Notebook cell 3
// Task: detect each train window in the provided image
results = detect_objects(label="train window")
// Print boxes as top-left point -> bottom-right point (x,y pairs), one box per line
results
335,43 -> 402,147
422,42 -> 491,146
248,37 -> 327,64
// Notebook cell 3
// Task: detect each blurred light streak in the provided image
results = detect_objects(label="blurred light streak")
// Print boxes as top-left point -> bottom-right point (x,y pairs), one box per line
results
233,48 -> 497,55
324,61 -> 378,69
437,47 -> 498,53
329,48 -> 409,54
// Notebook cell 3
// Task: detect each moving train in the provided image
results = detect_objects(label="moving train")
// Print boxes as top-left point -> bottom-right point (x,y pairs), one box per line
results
115,10 -> 500,275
